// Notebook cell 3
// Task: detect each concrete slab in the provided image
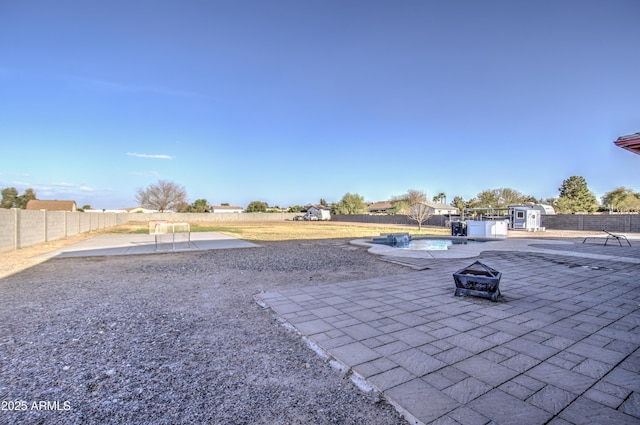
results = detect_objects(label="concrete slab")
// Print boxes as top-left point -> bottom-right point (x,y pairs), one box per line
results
36,232 -> 260,259
256,244 -> 640,424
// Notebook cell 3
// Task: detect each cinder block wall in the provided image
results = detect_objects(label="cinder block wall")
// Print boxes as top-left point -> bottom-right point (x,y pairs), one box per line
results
19,210 -> 46,248
0,210 -> 297,253
66,213 -> 80,237
0,209 -> 17,251
0,210 -> 131,253
79,213 -> 91,233
541,214 -> 639,232
46,211 -> 67,242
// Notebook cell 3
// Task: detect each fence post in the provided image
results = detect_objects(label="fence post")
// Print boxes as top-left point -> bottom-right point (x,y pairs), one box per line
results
13,208 -> 18,250
43,209 -> 48,242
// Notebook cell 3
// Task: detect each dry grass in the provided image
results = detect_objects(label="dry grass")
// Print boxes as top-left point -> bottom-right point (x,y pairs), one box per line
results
117,220 -> 450,241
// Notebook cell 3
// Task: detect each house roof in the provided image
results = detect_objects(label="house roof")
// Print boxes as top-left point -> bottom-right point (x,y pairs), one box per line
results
26,200 -> 77,211
121,207 -> 158,213
614,132 -> 640,155
211,205 -> 243,210
306,204 -> 331,210
367,201 -> 394,211
425,201 -> 458,211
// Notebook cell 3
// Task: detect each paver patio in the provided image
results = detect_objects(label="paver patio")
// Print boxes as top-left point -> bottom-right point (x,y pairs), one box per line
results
256,241 -> 640,424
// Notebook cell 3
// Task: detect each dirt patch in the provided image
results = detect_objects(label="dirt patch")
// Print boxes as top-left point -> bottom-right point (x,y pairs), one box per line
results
0,239 -> 414,424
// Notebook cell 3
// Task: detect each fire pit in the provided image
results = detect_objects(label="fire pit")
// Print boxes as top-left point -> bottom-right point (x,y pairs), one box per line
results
453,261 -> 502,302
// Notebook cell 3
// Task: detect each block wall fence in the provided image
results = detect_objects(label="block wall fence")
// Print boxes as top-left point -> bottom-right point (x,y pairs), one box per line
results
0,209 -> 129,253
0,211 -> 299,253
1,210 -> 637,254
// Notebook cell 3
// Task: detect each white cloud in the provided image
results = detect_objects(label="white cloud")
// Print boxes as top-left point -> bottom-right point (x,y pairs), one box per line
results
127,152 -> 174,160
129,171 -> 160,177
45,182 -> 93,189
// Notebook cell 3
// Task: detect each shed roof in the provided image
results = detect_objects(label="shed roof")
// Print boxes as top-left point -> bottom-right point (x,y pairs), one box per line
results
614,132 -> 640,155
26,200 -> 78,211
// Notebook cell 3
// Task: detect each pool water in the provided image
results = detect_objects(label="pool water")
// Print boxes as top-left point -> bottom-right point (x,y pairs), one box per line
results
397,239 -> 482,251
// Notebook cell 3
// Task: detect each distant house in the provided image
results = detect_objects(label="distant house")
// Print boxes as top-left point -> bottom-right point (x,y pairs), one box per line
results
122,207 -> 159,214
422,201 -> 458,215
367,200 -> 457,215
85,209 -> 129,213
26,200 -> 77,212
210,205 -> 244,213
367,201 -> 396,214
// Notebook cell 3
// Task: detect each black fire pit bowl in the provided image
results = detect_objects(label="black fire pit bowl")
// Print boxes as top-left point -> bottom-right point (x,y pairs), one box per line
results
453,260 -> 502,302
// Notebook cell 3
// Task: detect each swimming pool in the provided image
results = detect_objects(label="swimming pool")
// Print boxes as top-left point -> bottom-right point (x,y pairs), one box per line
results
396,238 -> 484,251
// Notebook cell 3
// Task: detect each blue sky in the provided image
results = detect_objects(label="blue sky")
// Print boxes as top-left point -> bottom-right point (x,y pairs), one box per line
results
1,0 -> 638,209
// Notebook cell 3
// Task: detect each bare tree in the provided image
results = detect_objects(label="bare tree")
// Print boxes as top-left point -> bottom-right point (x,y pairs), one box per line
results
394,189 -> 431,230
408,202 -> 432,230
135,180 -> 187,212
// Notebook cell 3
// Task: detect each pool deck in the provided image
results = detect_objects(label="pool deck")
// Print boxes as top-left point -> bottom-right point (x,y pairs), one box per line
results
256,237 -> 640,424
35,232 -> 259,259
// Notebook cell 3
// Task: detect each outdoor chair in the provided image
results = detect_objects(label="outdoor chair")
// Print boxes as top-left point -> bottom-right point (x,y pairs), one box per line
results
582,229 -> 632,247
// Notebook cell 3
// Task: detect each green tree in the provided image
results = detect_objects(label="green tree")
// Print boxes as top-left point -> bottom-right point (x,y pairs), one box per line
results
620,194 -> 640,212
451,196 -> 465,212
556,176 -> 598,213
1,187 -> 36,209
333,192 -> 367,214
135,180 -> 188,212
1,187 -> 19,208
320,198 -> 328,207
187,198 -> 210,213
15,188 -> 37,209
602,187 -> 640,212
246,201 -> 268,212
474,188 -> 525,208
391,189 -> 427,214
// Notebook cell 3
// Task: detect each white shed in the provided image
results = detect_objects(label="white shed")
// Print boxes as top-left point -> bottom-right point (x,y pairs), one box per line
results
305,205 -> 331,221
508,206 -> 541,231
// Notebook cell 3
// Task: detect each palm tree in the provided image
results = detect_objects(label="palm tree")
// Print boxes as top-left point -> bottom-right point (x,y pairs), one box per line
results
433,192 -> 446,204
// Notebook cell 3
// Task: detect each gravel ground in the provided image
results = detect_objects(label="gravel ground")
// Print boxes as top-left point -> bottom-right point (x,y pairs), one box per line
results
1,240 -> 416,425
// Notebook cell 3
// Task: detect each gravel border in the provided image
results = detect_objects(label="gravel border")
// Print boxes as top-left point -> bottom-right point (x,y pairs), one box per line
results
1,240 -> 415,424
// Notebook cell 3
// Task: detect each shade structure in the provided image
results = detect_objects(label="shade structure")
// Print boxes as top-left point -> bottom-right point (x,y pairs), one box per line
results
614,132 -> 640,155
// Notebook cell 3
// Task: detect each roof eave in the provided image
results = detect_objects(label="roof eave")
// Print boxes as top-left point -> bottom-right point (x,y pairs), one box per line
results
614,134 -> 640,155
